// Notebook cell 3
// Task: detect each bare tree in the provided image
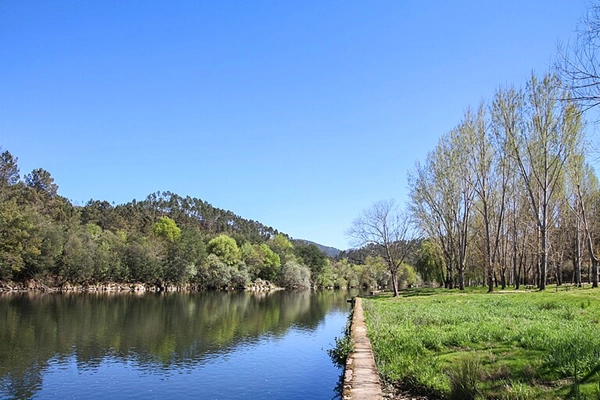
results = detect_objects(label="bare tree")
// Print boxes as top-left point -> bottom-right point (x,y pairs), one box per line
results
409,117 -> 476,290
557,1 -> 600,112
502,74 -> 582,290
347,199 -> 415,297
410,152 -> 458,288
470,103 -> 511,292
569,155 -> 600,288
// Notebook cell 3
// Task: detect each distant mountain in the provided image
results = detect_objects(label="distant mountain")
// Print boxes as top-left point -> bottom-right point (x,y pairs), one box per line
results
293,239 -> 342,258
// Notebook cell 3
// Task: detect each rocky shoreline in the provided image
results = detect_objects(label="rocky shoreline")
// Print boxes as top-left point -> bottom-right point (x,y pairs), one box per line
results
0,278 -> 281,293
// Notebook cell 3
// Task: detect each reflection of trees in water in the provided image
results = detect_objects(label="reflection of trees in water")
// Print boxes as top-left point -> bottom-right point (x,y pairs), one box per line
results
0,364 -> 44,400
0,290 -> 353,399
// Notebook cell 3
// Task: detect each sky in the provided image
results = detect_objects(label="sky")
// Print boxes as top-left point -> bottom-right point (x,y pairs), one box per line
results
0,1 -> 592,250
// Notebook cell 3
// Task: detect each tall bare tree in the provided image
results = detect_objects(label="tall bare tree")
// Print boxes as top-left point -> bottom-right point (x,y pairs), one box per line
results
567,151 -> 600,288
502,74 -> 582,290
347,199 -> 415,297
409,118 -> 476,290
557,1 -> 600,112
469,102 -> 511,292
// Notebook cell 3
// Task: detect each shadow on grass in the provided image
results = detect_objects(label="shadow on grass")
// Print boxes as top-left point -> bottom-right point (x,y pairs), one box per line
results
566,362 -> 600,399
367,287 -> 469,299
579,362 -> 600,384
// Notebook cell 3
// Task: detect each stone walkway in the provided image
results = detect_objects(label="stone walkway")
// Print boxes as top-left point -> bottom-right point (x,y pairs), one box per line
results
343,297 -> 384,400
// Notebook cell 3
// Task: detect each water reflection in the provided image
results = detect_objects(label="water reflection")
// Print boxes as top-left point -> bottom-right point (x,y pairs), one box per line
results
0,290 -> 353,399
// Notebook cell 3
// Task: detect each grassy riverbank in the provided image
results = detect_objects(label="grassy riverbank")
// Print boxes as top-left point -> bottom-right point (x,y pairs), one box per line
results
363,287 -> 600,399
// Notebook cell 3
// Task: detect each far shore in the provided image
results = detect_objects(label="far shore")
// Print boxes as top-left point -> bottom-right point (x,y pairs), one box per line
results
0,279 -> 286,294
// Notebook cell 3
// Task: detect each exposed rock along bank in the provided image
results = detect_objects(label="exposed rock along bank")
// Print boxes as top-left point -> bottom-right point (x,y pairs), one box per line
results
0,278 -> 280,293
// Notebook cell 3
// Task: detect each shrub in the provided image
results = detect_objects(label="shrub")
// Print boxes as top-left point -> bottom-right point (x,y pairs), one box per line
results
328,311 -> 354,368
447,356 -> 481,400
501,381 -> 535,400
279,261 -> 311,289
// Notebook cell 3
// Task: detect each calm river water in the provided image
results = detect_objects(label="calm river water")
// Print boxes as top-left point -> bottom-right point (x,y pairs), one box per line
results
0,290 -> 355,400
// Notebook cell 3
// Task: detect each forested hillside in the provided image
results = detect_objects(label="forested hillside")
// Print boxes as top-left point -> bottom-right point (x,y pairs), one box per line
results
0,150 -> 294,289
0,148 -> 398,291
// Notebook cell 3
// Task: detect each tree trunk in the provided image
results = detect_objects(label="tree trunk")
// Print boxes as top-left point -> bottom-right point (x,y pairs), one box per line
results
576,230 -> 582,287
513,233 -> 520,289
391,269 -> 399,296
447,261 -> 454,289
539,225 -> 547,290
487,255 -> 494,292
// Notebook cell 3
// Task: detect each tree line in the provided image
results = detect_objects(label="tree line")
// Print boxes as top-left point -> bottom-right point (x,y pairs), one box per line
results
0,149 -> 407,291
409,72 -> 598,291
0,152 -> 307,290
349,73 -> 599,294
347,1 -> 600,294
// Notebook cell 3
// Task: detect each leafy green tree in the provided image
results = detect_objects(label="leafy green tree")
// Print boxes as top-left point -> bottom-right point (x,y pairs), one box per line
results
153,216 -> 181,242
329,259 -> 361,289
81,200 -> 116,231
362,256 -> 390,289
415,239 -> 446,285
0,150 -> 20,189
230,262 -> 250,289
90,230 -> 126,282
60,228 -> 95,284
22,215 -> 65,280
293,242 -> 328,279
257,243 -> 281,281
469,103 -> 510,293
199,254 -> 232,289
314,262 -> 335,288
398,263 -> 418,288
163,228 -> 207,286
125,237 -> 161,284
269,234 -> 295,264
207,234 -> 241,266
25,168 -> 58,198
241,242 -> 261,278
86,223 -> 102,238
0,199 -> 39,280
409,115 -> 480,290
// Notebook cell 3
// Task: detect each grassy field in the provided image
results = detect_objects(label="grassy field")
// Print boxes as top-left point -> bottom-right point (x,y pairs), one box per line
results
363,287 -> 600,399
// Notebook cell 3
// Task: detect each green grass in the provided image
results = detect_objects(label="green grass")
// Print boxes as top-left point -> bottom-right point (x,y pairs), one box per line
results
363,287 -> 600,399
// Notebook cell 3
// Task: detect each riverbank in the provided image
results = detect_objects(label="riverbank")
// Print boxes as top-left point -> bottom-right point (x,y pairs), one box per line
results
344,297 -> 431,400
343,297 -> 383,400
0,278 -> 281,293
363,288 -> 600,399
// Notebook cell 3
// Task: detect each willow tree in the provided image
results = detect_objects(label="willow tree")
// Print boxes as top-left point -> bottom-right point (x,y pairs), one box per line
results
502,74 -> 582,290
347,199 -> 415,297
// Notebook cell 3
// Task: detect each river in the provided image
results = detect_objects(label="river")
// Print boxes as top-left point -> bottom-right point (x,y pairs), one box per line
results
0,290 -> 355,399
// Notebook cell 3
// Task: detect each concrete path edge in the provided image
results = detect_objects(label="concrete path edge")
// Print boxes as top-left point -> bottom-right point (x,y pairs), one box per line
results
343,297 -> 384,400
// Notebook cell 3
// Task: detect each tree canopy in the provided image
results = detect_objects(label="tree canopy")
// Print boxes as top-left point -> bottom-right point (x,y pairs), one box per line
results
0,148 -> 352,291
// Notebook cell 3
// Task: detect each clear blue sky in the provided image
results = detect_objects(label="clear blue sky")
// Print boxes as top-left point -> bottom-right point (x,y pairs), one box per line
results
0,1 -> 589,250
